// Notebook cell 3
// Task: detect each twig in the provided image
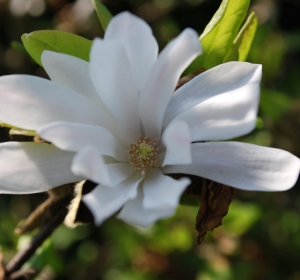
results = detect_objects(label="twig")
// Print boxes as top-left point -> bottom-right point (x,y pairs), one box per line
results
5,205 -> 68,276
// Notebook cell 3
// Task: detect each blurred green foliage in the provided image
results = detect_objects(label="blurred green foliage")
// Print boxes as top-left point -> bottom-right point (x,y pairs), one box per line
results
0,0 -> 300,279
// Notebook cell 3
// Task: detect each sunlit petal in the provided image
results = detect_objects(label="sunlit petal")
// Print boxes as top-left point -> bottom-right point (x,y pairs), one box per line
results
90,39 -> 140,143
0,142 -> 80,194
163,62 -> 262,129
139,28 -> 201,140
105,11 -> 158,92
174,82 -> 259,141
162,142 -> 300,191
38,121 -> 128,161
162,120 -> 192,167
83,172 -> 143,225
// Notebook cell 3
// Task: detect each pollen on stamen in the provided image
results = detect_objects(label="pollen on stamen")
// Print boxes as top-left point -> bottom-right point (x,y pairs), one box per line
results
129,135 -> 159,175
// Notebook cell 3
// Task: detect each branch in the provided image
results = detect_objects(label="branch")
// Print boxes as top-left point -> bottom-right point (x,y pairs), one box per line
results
5,205 -> 68,276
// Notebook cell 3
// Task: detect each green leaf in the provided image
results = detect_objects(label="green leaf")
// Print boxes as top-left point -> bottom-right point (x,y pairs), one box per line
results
224,12 -> 258,62
91,0 -> 113,31
21,30 -> 92,66
188,0 -> 251,71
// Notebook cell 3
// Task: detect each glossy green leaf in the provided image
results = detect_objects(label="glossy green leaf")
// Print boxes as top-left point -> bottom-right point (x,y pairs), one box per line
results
224,12 -> 258,62
21,30 -> 92,66
188,0 -> 251,71
91,0 -> 112,31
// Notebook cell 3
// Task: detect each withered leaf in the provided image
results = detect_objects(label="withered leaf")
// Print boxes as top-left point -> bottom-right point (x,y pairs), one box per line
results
64,180 -> 96,228
196,179 -> 235,245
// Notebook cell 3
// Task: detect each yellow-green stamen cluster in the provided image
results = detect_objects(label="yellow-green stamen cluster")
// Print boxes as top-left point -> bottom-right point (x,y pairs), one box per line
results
129,135 -> 159,174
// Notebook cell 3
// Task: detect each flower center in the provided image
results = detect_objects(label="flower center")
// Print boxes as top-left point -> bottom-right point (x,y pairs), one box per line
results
129,135 -> 159,175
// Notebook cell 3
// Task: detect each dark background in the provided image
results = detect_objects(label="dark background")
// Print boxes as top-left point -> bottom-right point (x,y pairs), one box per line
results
0,0 -> 300,279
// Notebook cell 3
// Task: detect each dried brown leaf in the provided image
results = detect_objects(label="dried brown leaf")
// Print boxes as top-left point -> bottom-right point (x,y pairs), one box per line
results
196,179 -> 235,244
65,180 -> 96,228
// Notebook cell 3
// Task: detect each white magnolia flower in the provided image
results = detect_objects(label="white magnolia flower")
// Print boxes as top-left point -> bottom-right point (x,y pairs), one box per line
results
0,12 -> 299,227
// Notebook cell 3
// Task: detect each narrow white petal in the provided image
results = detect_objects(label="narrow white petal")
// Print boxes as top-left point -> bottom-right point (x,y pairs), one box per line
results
71,146 -> 111,186
174,82 -> 259,141
105,12 -> 158,92
162,142 -> 300,191
162,120 -> 192,167
71,145 -> 134,188
90,39 -> 140,143
139,28 -> 201,140
163,62 -> 262,128
118,185 -> 181,228
38,121 -> 128,161
42,51 -> 108,107
0,142 -> 80,194
0,75 -> 116,131
143,169 -> 190,210
83,173 -> 143,225
106,162 -> 136,187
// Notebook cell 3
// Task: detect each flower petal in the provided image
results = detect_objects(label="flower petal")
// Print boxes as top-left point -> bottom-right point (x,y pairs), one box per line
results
163,62 -> 262,129
139,28 -> 201,140
161,120 -> 192,167
90,38 -> 140,143
173,82 -> 259,141
162,142 -> 300,191
83,172 -> 143,225
0,75 -> 116,131
72,145 -> 135,187
105,12 -> 158,92
42,51 -> 107,107
71,146 -> 111,186
118,184 -> 183,228
143,169 -> 190,210
0,142 -> 80,194
106,162 -> 136,187
38,121 -> 128,161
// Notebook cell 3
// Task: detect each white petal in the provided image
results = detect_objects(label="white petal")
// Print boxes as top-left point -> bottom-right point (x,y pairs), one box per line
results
38,121 -> 128,161
72,146 -> 111,186
105,12 -> 158,92
143,169 -> 190,210
0,75 -> 117,131
106,162 -> 136,187
42,51 -> 107,107
174,82 -> 259,141
162,120 -> 192,167
0,142 -> 80,194
163,62 -> 262,128
118,185 -> 180,228
139,28 -> 201,140
90,39 -> 140,143
83,172 -> 143,225
72,145 -> 134,188
162,142 -> 300,191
